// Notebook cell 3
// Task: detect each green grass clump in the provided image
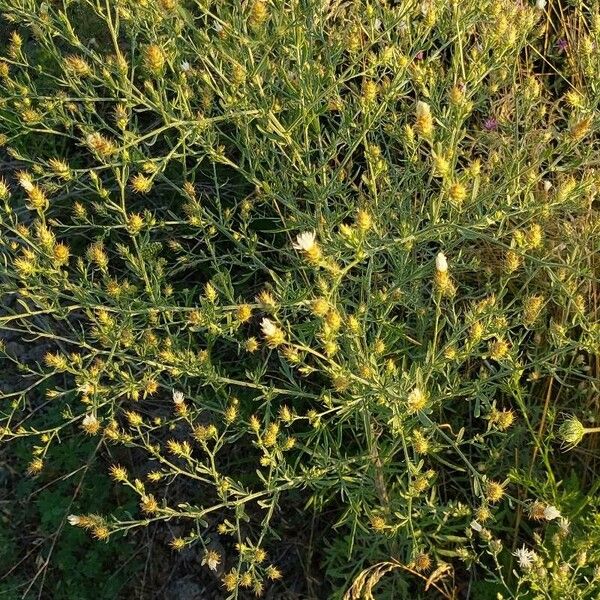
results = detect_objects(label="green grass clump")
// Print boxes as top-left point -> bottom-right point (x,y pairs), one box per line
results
0,0 -> 599,598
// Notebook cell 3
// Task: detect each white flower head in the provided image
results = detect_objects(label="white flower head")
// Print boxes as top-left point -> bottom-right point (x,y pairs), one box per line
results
261,318 -> 278,337
435,251 -> 448,273
558,517 -> 570,535
214,21 -> 223,33
407,386 -> 427,412
513,545 -> 536,570
421,1 -> 433,16
293,231 -> 317,252
181,61 -> 191,72
173,390 -> 185,405
536,0 -> 547,10
67,515 -> 81,526
543,180 -> 552,192
202,550 -> 221,571
470,520 -> 482,532
543,505 -> 561,521
82,414 -> 99,428
17,172 -> 34,192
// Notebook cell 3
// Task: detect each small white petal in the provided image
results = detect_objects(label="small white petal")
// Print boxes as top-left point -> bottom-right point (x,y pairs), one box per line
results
416,100 -> 431,118
513,545 -> 536,570
435,252 -> 448,273
173,390 -> 185,405
67,515 -> 81,526
536,0 -> 547,10
261,318 -> 277,336
82,414 -> 98,427
207,557 -> 218,571
470,520 -> 482,532
18,175 -> 34,192
292,231 -> 316,251
543,505 -> 561,520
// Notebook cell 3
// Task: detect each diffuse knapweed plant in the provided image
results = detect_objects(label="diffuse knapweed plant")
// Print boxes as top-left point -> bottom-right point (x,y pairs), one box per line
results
0,0 -> 599,597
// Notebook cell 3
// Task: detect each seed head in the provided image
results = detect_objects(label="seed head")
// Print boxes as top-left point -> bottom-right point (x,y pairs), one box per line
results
65,55 -> 91,77
415,101 -> 434,138
52,243 -> 70,266
249,0 -> 269,28
434,271 -> 456,297
558,415 -> 585,448
356,209 -> 372,232
485,480 -> 505,503
127,213 -> 144,234
82,413 -> 100,435
87,242 -> 109,270
448,182 -> 467,204
170,537 -> 186,551
528,500 -> 546,521
86,132 -> 116,158
266,565 -> 282,580
131,174 -> 153,194
202,549 -> 221,571
413,553 -> 432,572
412,430 -> 430,454
488,339 -> 510,361
311,297 -> 329,317
109,464 -> 128,482
222,570 -> 239,591
144,44 -> 166,73
504,250 -> 522,274
92,525 -> 110,540
256,290 -> 277,311
570,116 -> 592,142
236,304 -> 252,323
141,494 -> 159,514
244,337 -> 259,353
475,505 -> 492,522
496,409 -> 515,431
361,79 -> 378,104
407,387 -> 427,413
48,158 -> 72,180
27,458 -> 44,475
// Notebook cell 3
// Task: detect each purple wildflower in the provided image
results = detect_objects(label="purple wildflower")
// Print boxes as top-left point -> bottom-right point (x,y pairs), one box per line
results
556,39 -> 568,52
415,51 -> 424,61
483,117 -> 498,131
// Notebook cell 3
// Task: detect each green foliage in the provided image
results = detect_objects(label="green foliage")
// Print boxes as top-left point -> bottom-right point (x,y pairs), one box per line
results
0,437 -> 139,599
0,0 -> 599,598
